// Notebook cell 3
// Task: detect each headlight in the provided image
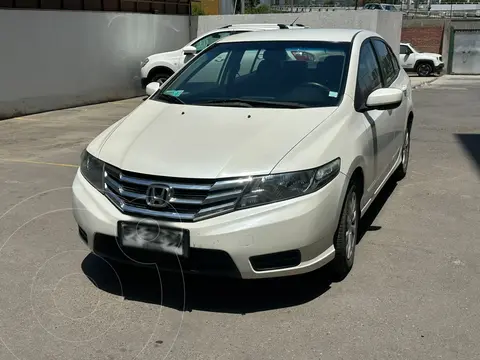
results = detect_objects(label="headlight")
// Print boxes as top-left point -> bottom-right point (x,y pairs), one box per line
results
236,158 -> 341,210
140,58 -> 149,68
80,150 -> 104,191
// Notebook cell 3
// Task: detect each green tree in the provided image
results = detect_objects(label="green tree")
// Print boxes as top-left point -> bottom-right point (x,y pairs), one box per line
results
191,3 -> 206,15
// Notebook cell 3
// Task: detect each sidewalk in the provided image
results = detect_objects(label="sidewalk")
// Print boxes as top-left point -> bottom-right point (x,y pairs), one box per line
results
410,74 -> 441,89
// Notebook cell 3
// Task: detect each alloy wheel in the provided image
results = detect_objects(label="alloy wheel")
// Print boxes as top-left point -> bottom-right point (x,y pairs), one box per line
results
345,192 -> 358,260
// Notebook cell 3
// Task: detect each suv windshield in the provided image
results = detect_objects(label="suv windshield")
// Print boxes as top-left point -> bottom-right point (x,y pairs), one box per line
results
154,40 -> 351,108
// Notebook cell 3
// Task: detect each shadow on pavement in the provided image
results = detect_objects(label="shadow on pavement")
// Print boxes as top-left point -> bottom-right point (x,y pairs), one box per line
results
358,176 -> 398,243
82,253 -> 333,314
455,133 -> 480,175
82,174 -> 399,314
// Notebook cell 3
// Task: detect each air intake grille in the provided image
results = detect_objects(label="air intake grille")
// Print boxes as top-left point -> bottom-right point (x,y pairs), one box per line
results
103,165 -> 251,222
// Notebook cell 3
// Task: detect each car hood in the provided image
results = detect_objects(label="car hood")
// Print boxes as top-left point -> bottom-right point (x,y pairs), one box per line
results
93,100 -> 337,179
421,52 -> 441,58
148,50 -> 180,61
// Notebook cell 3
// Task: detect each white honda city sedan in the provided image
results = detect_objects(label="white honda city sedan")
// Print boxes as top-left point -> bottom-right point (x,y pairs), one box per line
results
73,29 -> 414,280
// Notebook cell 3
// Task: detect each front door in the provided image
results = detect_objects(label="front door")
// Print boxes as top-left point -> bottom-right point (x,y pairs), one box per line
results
399,44 -> 415,70
355,40 -> 397,199
371,38 -> 408,167
178,31 -> 244,69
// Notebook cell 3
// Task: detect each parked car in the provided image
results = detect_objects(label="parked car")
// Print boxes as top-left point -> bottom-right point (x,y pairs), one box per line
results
363,3 -> 398,11
74,29 -> 414,280
140,23 -> 308,88
399,42 -> 444,76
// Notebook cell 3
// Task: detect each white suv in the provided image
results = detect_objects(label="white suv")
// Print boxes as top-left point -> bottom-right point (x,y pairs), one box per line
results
399,42 -> 444,76
74,29 -> 413,280
140,23 -> 308,87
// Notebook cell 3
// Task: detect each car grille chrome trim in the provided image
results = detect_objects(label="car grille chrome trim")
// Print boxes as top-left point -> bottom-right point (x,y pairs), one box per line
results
103,165 -> 251,222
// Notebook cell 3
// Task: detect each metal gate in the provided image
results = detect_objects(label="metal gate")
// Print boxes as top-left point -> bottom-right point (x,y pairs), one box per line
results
449,29 -> 480,75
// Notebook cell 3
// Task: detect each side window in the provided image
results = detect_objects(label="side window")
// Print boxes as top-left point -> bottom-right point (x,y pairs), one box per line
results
400,45 -> 409,55
237,50 -> 260,77
355,41 -> 382,110
387,45 -> 400,74
188,51 -> 229,83
192,31 -> 235,52
371,39 -> 396,86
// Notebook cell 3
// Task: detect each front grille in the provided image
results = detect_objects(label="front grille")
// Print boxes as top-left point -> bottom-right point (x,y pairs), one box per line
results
103,165 -> 251,222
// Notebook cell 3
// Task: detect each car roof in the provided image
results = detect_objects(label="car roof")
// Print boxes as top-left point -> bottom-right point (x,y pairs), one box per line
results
216,28 -> 374,44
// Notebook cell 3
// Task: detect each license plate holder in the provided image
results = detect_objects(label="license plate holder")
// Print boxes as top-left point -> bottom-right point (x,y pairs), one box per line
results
117,221 -> 189,257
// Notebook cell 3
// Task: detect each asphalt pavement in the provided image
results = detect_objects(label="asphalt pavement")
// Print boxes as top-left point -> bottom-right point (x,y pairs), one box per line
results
0,75 -> 479,360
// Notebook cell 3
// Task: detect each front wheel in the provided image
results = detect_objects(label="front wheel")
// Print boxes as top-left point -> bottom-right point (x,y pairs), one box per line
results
330,182 -> 360,280
150,70 -> 173,84
416,62 -> 433,77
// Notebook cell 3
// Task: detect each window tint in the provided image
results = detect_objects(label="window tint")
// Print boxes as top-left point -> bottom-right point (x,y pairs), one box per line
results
158,40 -> 351,108
237,50 -> 260,77
372,39 -> 396,86
356,41 -> 382,109
192,31 -> 235,52
400,45 -> 409,55
188,51 -> 229,83
388,45 -> 400,74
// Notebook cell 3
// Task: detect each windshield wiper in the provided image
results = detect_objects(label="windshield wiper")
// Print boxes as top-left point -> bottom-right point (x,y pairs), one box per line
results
156,93 -> 185,104
195,99 -> 307,108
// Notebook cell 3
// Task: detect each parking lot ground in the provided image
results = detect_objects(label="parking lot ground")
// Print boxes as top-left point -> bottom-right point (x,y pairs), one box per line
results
409,73 -> 442,88
0,75 -> 479,360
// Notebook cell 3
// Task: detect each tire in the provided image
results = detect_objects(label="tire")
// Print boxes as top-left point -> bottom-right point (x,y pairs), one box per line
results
330,181 -> 361,280
416,62 -> 433,77
394,126 -> 411,181
149,69 -> 173,84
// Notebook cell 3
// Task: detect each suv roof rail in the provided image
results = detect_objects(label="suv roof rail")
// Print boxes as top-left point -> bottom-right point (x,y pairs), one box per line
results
218,23 -> 307,30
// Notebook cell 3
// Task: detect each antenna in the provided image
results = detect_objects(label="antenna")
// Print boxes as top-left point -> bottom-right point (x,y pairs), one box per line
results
290,16 -> 300,26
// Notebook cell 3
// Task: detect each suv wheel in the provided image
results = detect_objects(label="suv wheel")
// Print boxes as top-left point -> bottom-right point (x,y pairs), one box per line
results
330,181 -> 360,280
416,62 -> 433,77
150,69 -> 173,84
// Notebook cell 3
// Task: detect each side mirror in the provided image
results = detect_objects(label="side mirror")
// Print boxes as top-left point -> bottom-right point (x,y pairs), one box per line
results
146,82 -> 160,96
183,46 -> 197,55
365,88 -> 403,110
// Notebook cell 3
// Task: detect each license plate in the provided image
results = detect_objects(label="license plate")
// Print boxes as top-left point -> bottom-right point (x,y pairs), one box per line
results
118,222 -> 189,257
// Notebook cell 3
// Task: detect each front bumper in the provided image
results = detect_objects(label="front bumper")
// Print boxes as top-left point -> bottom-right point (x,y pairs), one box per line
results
435,63 -> 444,73
72,169 -> 346,279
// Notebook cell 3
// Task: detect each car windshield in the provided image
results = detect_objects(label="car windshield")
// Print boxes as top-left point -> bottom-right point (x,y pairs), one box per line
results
154,40 -> 351,108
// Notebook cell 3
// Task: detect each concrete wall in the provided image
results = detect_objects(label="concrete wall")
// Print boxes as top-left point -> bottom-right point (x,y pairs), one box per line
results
0,10 -> 189,119
192,11 -> 403,54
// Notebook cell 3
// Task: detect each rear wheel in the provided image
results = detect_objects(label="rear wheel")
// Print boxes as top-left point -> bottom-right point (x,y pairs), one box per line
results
394,126 -> 411,181
330,181 -> 360,280
416,62 -> 433,77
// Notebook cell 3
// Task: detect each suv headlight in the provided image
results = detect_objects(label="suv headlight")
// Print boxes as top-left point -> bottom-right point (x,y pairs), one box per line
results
80,150 -> 105,191
236,158 -> 341,210
140,58 -> 149,68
